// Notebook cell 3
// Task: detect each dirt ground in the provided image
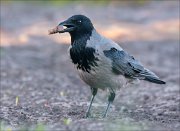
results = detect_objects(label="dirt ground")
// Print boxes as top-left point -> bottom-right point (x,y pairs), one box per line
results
0,1 -> 179,131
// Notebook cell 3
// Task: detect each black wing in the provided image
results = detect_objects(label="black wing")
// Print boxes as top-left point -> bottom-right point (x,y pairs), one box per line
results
103,47 -> 165,84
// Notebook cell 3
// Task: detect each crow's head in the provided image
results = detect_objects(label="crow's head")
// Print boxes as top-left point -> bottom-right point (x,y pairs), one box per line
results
49,15 -> 94,37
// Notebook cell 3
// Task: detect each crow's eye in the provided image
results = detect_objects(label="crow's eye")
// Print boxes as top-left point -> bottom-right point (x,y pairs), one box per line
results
77,20 -> 82,23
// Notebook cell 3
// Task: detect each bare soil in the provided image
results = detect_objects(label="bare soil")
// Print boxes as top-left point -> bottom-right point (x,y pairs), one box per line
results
0,1 -> 179,131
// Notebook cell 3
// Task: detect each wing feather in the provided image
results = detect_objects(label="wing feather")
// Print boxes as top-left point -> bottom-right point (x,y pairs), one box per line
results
103,47 -> 165,84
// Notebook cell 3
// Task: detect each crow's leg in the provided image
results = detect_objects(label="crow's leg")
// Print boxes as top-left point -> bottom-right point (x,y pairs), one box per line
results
85,87 -> 98,118
103,91 -> 115,118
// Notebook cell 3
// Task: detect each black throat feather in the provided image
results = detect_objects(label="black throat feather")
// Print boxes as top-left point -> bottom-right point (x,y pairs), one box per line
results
69,32 -> 98,73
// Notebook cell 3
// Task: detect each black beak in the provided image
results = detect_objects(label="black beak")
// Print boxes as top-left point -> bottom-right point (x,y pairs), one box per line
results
48,19 -> 75,35
58,20 -> 75,33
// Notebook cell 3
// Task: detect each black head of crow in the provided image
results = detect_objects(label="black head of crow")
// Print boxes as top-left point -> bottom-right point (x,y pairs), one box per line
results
49,15 -> 165,118
49,15 -> 94,43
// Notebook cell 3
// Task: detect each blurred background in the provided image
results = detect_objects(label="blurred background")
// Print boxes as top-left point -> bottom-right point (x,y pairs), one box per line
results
0,0 -> 179,131
1,0 -> 179,45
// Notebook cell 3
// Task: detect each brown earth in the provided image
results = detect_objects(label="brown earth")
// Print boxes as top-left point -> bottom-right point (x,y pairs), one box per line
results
0,1 -> 179,131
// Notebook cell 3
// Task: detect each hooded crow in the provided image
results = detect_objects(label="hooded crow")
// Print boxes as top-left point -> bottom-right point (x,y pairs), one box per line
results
49,15 -> 165,118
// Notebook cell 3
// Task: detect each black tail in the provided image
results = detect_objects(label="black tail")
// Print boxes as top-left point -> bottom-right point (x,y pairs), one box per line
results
139,68 -> 166,84
144,77 -> 166,84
